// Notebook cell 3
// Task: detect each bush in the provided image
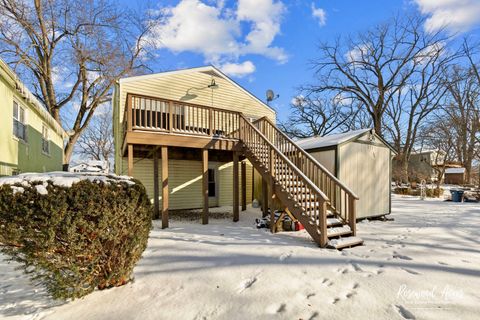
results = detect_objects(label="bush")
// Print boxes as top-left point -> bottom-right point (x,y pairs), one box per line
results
0,173 -> 152,300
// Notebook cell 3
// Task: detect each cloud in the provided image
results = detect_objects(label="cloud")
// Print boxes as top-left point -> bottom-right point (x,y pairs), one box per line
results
414,0 -> 480,33
311,3 -> 326,26
145,0 -> 287,76
220,60 -> 256,77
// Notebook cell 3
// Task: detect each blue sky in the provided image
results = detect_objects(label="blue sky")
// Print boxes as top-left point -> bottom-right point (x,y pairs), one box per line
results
124,0 -> 480,122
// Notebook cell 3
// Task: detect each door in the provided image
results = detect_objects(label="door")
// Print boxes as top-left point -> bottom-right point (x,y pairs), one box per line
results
208,167 -> 218,207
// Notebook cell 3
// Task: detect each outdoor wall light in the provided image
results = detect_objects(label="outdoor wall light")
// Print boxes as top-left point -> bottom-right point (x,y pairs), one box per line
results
180,78 -> 219,101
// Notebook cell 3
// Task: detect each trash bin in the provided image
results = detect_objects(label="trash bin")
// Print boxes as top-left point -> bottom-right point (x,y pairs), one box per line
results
450,190 -> 464,202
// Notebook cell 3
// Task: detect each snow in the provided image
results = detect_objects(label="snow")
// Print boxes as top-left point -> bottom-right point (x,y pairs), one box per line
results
445,168 -> 466,174
1,195 -> 479,319
296,128 -> 371,150
0,172 -> 134,193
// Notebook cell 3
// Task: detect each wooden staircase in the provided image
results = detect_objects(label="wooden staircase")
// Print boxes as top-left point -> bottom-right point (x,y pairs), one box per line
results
236,115 -> 363,249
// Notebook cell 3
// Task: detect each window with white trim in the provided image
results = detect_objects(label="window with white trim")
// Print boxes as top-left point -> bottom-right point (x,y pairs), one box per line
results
13,101 -> 27,141
42,124 -> 50,154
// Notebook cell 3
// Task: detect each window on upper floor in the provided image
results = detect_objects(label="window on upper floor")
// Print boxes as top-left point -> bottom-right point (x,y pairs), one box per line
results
42,124 -> 50,154
13,101 -> 27,141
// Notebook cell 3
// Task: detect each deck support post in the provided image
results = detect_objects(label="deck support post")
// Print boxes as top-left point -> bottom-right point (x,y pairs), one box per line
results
127,144 -> 133,176
202,149 -> 209,225
161,146 -> 169,229
153,147 -> 159,219
262,177 -> 268,218
233,152 -> 239,222
241,161 -> 247,211
268,180 -> 275,233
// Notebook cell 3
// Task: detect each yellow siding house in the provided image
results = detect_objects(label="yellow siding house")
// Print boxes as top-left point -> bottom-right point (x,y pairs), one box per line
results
0,58 -> 65,176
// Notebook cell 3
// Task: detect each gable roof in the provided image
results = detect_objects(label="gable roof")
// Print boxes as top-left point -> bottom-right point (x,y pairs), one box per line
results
119,65 -> 276,115
296,128 -> 397,153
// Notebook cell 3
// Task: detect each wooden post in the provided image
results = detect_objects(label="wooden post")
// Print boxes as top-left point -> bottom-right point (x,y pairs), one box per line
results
161,146 -> 169,229
262,177 -> 268,218
127,94 -> 133,131
241,161 -> 247,211
202,149 -> 209,225
153,147 -> 159,219
349,197 -> 356,236
169,101 -> 173,133
319,199 -> 328,247
233,152 -> 239,222
127,144 -> 133,176
269,178 -> 275,233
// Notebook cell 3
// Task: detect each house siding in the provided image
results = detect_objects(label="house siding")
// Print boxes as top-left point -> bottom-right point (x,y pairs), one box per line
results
338,141 -> 391,218
121,158 -> 254,210
0,60 -> 64,175
113,68 -> 275,174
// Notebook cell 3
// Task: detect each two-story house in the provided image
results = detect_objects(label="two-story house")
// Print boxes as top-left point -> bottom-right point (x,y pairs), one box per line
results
112,66 -> 362,249
0,58 -> 65,176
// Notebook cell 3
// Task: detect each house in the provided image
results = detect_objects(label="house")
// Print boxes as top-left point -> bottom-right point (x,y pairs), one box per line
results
112,66 -> 363,248
444,167 -> 466,185
69,160 -> 109,173
407,149 -> 446,182
0,58 -> 65,176
296,129 -> 397,219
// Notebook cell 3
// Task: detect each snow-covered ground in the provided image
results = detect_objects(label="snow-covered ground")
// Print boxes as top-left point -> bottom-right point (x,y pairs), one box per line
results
1,195 -> 479,320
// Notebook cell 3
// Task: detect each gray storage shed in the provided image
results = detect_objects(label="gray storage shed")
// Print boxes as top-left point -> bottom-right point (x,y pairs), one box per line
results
297,129 -> 397,219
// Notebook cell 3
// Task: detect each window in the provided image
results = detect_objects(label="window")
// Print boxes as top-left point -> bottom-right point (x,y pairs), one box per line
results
13,101 -> 27,141
42,124 -> 50,154
208,168 -> 216,197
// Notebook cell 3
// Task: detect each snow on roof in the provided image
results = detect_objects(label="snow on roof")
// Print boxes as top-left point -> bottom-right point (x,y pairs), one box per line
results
0,172 -> 134,194
445,168 -> 466,174
296,128 -> 372,150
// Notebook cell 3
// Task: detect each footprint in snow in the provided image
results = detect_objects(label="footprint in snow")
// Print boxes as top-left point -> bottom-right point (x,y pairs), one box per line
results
438,261 -> 449,266
393,304 -> 416,320
320,278 -> 333,287
279,251 -> 292,261
392,252 -> 413,260
401,268 -> 420,275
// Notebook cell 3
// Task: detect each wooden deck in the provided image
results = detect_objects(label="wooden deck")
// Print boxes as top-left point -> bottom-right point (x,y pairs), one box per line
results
120,93 -> 361,248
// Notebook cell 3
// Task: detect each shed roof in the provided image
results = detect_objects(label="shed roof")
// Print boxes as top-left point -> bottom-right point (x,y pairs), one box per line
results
445,168 -> 466,174
296,129 -> 371,150
296,128 -> 397,153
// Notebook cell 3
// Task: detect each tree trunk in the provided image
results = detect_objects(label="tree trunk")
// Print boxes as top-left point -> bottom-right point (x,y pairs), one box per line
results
63,134 -> 80,171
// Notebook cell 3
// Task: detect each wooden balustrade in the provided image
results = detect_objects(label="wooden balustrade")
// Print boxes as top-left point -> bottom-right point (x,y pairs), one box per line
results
239,115 -> 330,245
253,117 -> 359,233
124,93 -> 240,138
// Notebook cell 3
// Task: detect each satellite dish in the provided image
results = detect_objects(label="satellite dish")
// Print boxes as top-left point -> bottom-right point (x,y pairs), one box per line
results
266,89 -> 279,103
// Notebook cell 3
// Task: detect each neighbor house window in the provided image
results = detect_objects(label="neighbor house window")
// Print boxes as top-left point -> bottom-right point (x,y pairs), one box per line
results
208,168 -> 216,197
42,124 -> 50,154
13,101 -> 27,141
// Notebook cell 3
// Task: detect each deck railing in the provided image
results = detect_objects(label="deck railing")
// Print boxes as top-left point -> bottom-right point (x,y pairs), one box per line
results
124,93 -> 241,138
253,117 -> 359,234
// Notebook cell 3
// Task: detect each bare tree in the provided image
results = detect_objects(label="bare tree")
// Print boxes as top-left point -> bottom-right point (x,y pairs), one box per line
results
444,66 -> 480,184
306,14 -> 451,138
279,95 -> 360,138
76,106 -> 113,170
0,0 -> 153,169
383,41 -> 454,182
418,116 -> 457,190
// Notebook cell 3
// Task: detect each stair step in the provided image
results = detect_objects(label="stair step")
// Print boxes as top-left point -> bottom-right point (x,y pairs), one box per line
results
327,218 -> 343,227
327,236 -> 364,249
327,225 -> 352,238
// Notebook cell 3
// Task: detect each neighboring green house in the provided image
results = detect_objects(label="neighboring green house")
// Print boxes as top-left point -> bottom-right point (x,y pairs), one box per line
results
0,58 -> 65,176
